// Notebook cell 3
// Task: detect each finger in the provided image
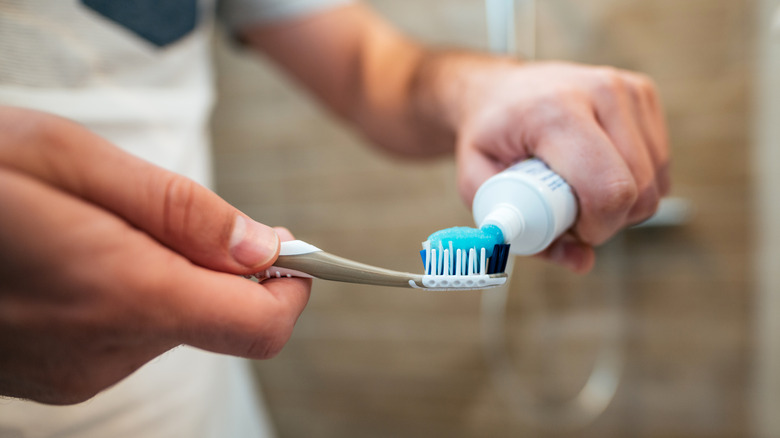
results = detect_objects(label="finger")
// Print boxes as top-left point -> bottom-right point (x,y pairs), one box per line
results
590,70 -> 660,224
622,72 -> 671,200
623,73 -> 669,169
160,263 -> 311,359
0,108 -> 279,274
634,74 -> 672,196
532,112 -> 636,246
628,74 -> 671,204
536,232 -> 595,274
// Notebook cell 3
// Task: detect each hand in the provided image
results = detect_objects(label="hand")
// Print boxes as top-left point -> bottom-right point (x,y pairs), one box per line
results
454,61 -> 670,273
0,107 -> 311,404
237,6 -> 668,272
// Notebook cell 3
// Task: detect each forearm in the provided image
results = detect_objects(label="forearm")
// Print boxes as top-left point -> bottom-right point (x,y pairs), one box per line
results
241,3 -> 496,158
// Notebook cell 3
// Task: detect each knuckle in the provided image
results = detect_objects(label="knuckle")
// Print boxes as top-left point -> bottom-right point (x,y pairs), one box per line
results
530,89 -> 582,128
0,108 -> 82,160
596,179 -> 638,219
32,113 -> 90,156
160,175 -> 197,240
11,111 -> 71,158
635,73 -> 658,93
628,74 -> 655,102
33,113 -> 68,141
625,72 -> 661,107
630,187 -> 661,223
591,68 -> 651,110
1,107 -> 51,139
592,67 -> 624,94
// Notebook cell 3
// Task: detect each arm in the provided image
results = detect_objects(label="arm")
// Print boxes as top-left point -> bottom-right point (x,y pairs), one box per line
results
240,3 -> 451,158
240,4 -> 670,273
0,106 -> 310,404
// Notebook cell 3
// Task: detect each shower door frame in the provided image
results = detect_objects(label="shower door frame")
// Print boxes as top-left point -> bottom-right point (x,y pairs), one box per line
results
753,0 -> 780,436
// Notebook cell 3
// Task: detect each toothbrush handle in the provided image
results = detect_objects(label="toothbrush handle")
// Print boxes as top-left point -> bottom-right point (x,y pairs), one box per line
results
269,251 -> 423,288
252,241 -> 508,291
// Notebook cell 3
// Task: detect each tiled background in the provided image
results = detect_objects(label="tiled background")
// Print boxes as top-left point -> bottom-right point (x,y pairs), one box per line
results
211,1 -> 755,436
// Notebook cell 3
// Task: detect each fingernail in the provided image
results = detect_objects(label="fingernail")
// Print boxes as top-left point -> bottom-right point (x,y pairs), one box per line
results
229,215 -> 279,268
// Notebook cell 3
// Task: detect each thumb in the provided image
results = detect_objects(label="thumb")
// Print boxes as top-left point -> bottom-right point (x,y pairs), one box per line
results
87,158 -> 282,274
0,109 -> 279,273
456,137 -> 505,206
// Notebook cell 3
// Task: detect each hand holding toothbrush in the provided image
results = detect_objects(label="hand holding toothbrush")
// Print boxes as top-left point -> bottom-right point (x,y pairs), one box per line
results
0,106 -> 310,404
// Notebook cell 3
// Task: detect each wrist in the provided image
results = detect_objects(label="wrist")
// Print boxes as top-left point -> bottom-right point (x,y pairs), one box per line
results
412,51 -> 518,134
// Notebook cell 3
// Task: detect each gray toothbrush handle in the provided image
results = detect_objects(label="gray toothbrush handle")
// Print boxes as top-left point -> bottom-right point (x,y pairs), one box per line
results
272,251 -> 425,288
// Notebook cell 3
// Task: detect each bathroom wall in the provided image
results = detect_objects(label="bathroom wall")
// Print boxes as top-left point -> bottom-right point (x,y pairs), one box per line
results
211,1 -> 755,436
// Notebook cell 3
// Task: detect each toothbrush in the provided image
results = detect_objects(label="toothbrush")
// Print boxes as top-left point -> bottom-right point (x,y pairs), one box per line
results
252,240 -> 508,291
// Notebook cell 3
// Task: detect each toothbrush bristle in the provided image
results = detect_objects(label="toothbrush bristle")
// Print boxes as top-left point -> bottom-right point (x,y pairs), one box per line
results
420,243 -> 510,276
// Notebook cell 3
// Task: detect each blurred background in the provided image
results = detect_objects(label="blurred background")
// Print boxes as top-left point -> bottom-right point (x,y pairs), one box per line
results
210,0 -> 778,436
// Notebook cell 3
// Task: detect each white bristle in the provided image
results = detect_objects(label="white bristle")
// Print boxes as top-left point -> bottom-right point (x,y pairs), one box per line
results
455,249 -> 462,276
448,241 -> 454,275
443,249 -> 450,276
430,249 -> 437,276
423,241 -> 431,275
437,243 -> 443,275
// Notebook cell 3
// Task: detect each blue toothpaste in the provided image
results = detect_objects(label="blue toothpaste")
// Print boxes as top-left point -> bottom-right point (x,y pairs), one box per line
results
426,224 -> 505,258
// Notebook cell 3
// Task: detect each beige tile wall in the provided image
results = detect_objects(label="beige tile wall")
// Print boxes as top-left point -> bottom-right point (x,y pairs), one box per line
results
211,1 -> 754,436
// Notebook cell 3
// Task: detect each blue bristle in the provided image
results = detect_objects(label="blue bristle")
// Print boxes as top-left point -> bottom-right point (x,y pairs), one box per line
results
497,244 -> 510,273
485,244 -> 510,274
488,244 -> 499,274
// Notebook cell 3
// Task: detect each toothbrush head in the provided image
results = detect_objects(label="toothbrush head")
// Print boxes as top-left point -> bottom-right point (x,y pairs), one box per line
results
421,224 -> 511,275
416,241 -> 510,290
417,224 -> 511,290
